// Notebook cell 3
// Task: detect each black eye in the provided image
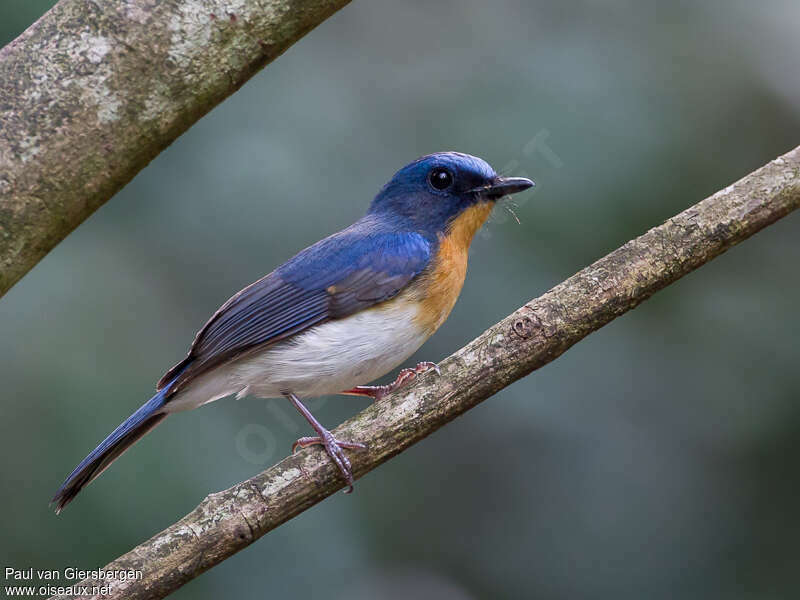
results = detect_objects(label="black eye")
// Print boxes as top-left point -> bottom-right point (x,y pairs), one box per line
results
428,167 -> 454,191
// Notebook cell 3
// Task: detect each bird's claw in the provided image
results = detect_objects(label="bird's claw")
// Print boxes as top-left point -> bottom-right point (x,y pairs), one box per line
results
292,431 -> 366,492
342,361 -> 441,401
415,361 -> 441,377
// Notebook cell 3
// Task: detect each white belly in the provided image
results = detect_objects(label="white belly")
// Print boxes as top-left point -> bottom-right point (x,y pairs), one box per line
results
164,299 -> 430,412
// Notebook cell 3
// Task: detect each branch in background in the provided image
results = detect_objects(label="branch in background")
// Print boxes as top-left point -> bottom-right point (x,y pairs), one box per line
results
49,147 -> 800,600
0,0 -> 351,298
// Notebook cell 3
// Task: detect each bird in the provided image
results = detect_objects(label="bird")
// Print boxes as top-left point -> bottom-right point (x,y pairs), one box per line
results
51,152 -> 534,513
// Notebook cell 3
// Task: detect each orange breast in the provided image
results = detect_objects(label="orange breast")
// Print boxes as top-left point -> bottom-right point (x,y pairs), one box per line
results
410,202 -> 494,334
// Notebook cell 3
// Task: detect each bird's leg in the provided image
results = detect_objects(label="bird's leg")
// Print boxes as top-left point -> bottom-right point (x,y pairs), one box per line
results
342,361 -> 441,402
283,391 -> 366,492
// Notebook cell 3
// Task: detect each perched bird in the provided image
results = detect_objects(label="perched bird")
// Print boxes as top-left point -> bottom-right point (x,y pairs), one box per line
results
52,152 -> 533,512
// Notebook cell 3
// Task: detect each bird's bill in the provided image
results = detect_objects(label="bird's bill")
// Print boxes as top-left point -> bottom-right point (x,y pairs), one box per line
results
473,176 -> 535,199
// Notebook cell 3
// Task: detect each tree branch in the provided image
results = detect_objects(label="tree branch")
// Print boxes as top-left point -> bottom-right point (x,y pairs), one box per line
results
50,147 -> 800,599
0,0 -> 351,298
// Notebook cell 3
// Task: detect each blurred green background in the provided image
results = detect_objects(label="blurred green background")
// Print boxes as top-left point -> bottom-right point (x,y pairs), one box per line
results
2,1 -> 799,598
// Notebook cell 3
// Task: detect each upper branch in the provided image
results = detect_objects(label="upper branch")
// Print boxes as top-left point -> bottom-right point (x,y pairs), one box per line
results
0,0 -> 351,298
51,147 -> 800,600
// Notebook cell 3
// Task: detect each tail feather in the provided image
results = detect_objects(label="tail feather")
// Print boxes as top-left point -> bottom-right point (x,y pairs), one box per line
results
52,387 -> 170,514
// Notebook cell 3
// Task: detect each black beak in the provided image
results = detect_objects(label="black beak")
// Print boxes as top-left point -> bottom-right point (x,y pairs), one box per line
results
474,176 -> 535,199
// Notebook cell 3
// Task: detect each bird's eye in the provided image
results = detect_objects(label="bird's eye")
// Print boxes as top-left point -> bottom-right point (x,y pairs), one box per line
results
428,167 -> 454,191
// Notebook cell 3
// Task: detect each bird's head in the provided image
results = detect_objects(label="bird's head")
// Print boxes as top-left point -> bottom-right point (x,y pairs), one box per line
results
368,152 -> 534,243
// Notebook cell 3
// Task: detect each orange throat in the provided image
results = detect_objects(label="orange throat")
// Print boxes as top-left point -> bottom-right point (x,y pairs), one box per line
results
413,202 -> 494,333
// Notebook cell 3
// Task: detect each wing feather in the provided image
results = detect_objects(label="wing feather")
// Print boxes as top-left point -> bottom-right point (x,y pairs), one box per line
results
158,230 -> 432,392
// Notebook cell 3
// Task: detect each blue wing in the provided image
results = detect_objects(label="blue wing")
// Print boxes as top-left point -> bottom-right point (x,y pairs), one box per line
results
159,226 -> 432,393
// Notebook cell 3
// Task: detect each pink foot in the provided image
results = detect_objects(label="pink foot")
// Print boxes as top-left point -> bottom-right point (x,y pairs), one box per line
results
292,432 -> 366,492
342,361 -> 441,401
284,391 -> 366,492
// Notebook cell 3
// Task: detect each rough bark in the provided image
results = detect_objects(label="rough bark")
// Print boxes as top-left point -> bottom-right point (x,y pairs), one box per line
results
0,0 -> 351,298
50,147 -> 800,600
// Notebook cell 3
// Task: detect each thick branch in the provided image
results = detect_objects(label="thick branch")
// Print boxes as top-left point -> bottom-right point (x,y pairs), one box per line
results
0,0 -> 351,298
50,147 -> 800,599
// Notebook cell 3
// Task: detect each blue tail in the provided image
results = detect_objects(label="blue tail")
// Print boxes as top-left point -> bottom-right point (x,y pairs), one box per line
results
52,386 -> 172,513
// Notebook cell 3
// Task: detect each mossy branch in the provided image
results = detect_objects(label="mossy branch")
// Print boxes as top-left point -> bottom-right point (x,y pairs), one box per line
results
0,0 -> 351,298
49,147 -> 800,600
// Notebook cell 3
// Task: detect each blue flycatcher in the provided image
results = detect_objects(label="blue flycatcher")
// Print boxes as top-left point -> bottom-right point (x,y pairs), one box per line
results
52,152 -> 533,512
